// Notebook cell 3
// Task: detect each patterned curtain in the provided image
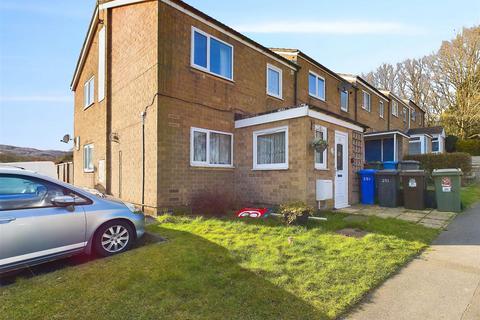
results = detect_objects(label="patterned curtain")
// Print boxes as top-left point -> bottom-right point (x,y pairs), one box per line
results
193,131 -> 207,162
210,133 -> 231,164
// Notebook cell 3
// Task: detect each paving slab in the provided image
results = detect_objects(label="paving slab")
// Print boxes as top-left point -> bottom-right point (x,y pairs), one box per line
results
418,218 -> 446,229
427,210 -> 456,221
347,203 -> 480,320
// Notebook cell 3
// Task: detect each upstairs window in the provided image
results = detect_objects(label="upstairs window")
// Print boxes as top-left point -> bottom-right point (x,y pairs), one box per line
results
191,27 -> 233,80
340,90 -> 348,112
411,110 -> 416,122
308,72 -> 325,101
379,101 -> 385,118
266,64 -> 282,99
362,91 -> 371,112
84,77 -> 94,109
403,107 -> 408,122
83,144 -> 94,172
191,127 -> 233,167
392,101 -> 398,117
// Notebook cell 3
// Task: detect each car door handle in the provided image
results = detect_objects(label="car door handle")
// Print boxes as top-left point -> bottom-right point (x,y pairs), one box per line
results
0,217 -> 16,223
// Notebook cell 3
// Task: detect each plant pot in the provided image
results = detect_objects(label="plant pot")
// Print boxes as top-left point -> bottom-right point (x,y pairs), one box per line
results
313,145 -> 327,153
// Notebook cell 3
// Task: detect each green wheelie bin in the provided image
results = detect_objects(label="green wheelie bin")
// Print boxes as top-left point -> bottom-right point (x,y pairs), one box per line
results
432,169 -> 463,213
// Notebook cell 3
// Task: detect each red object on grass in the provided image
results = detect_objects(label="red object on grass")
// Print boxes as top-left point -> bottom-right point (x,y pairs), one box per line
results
236,208 -> 269,218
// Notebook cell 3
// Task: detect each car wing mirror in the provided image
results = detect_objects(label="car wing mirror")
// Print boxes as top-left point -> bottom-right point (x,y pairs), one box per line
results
52,195 -> 76,207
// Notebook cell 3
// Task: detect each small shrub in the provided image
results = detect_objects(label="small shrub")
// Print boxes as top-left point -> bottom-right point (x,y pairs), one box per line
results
279,201 -> 314,225
190,191 -> 234,217
445,135 -> 458,153
456,139 -> 480,156
403,152 -> 472,175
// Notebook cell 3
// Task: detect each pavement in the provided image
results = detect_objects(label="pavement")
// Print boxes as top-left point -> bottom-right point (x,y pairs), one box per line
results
346,203 -> 480,320
338,205 -> 457,229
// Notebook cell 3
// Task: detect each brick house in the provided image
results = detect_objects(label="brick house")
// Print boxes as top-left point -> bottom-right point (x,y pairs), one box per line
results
70,0 -> 435,213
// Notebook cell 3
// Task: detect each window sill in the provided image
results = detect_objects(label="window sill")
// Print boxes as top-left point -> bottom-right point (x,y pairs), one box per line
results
190,163 -> 234,169
267,93 -> 283,101
252,166 -> 288,171
314,166 -> 328,171
83,169 -> 94,173
340,108 -> 349,113
190,65 -> 234,83
361,106 -> 371,112
83,102 -> 94,110
309,94 -> 326,102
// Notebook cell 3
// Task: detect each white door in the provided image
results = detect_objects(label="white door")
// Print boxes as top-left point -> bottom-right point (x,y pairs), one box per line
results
334,131 -> 349,209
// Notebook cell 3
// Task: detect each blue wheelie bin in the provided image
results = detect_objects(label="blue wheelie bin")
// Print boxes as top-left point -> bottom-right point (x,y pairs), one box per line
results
383,161 -> 398,170
358,169 -> 376,205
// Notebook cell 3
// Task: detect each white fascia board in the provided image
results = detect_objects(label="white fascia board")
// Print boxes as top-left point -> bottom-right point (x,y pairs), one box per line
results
70,7 -> 99,90
161,0 -> 296,71
99,0 -> 147,9
235,106 -> 308,128
235,105 -> 364,132
365,131 -> 410,139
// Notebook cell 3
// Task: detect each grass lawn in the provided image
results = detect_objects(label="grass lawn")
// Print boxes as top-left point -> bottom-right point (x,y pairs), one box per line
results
0,213 -> 438,320
461,184 -> 480,209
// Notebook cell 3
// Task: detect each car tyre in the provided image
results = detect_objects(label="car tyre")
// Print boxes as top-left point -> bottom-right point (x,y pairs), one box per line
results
93,221 -> 134,257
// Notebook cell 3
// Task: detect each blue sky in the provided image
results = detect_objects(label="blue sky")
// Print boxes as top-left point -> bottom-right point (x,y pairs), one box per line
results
0,0 -> 479,151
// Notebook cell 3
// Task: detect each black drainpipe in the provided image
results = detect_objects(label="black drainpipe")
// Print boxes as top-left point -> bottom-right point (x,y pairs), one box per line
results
354,87 -> 358,122
293,67 -> 299,105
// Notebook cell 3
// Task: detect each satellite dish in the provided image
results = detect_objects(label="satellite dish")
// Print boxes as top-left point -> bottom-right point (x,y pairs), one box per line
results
61,134 -> 71,143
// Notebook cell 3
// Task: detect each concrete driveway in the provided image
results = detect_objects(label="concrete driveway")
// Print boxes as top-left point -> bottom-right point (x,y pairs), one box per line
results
347,203 -> 480,320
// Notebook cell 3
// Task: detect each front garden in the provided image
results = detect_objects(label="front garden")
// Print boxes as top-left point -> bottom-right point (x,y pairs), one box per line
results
0,212 -> 438,320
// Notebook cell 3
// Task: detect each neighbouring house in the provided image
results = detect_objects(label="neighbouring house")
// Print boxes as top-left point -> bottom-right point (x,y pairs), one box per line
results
70,0 -> 440,213
407,126 -> 446,154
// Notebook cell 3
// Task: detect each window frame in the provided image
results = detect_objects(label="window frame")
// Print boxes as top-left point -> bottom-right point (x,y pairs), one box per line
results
403,107 -> 408,122
392,101 -> 399,117
84,76 -> 95,109
266,64 -> 283,99
190,127 -> 234,168
314,125 -> 328,170
253,126 -> 289,170
379,101 -> 385,118
431,137 -> 440,153
340,89 -> 349,112
83,144 -> 94,173
362,91 -> 371,112
308,71 -> 326,101
190,26 -> 234,81
411,109 -> 416,122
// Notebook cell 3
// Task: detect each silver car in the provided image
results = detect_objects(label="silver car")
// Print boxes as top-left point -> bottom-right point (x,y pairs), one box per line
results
0,167 -> 145,274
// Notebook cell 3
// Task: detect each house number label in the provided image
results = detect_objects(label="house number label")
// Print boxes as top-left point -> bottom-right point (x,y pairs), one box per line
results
408,178 -> 417,188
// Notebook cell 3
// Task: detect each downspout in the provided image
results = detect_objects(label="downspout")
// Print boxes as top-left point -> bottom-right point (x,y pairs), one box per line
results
294,67 -> 298,105
387,102 -> 391,130
354,87 -> 358,122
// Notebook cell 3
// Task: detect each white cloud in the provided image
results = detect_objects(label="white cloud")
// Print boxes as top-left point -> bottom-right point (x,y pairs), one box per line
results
234,20 -> 426,36
0,96 -> 73,103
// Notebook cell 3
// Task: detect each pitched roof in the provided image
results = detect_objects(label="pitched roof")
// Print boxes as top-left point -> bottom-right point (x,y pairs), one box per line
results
338,74 -> 389,100
407,126 -> 445,136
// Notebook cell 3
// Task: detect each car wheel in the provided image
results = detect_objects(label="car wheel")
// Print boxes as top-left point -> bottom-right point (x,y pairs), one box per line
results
93,221 -> 134,257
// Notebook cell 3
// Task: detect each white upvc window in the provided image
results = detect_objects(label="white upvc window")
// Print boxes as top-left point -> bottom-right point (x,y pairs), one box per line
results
190,127 -> 233,168
308,71 -> 325,101
403,107 -> 408,122
266,64 -> 282,99
340,90 -> 348,112
432,137 -> 440,153
392,101 -> 398,117
411,110 -> 416,121
314,125 -> 328,170
362,91 -> 371,112
253,126 -> 288,170
84,76 -> 95,109
83,144 -> 94,172
379,101 -> 385,118
191,27 -> 234,81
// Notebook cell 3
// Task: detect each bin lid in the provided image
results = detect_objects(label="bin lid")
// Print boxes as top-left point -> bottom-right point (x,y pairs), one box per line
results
432,168 -> 463,176
358,169 -> 377,175
375,169 -> 399,176
400,160 -> 420,164
383,161 -> 398,164
399,170 -> 426,176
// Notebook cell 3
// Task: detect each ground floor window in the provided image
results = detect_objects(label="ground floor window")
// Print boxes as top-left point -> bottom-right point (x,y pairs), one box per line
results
253,126 -> 288,170
83,144 -> 94,172
190,127 -> 233,167
432,137 -> 439,153
314,125 -> 327,169
409,137 -> 421,155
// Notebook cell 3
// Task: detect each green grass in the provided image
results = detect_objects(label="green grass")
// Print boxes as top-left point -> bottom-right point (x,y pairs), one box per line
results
0,213 -> 438,320
461,184 -> 480,209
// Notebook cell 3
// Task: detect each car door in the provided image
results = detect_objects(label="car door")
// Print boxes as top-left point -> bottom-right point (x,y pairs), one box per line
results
0,174 -> 87,267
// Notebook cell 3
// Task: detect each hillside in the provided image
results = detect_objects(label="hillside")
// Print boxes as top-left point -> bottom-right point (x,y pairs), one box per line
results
0,144 -> 72,163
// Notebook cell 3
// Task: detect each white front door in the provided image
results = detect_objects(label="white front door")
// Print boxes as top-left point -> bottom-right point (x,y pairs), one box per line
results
334,131 -> 349,209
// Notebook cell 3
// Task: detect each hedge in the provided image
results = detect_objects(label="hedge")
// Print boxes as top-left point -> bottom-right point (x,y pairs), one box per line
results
456,139 -> 480,156
403,152 -> 472,175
